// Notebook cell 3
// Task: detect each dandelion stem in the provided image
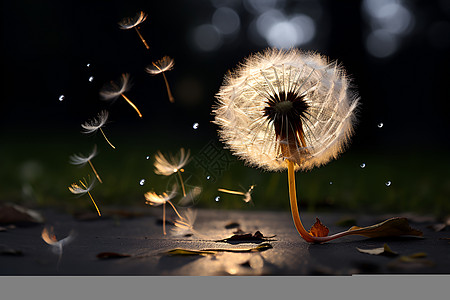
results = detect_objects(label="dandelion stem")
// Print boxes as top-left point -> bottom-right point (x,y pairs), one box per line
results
88,160 -> 103,184
163,202 -> 166,235
167,200 -> 185,221
161,72 -> 175,103
99,128 -> 116,149
121,93 -> 143,118
134,27 -> 149,49
218,188 -> 245,196
287,160 -> 315,243
87,191 -> 101,217
177,171 -> 186,197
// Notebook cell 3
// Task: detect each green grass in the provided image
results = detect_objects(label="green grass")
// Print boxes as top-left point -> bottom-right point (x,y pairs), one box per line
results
1,131 -> 449,217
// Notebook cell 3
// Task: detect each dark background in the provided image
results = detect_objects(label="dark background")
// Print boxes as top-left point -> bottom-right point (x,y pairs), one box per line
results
1,0 -> 450,214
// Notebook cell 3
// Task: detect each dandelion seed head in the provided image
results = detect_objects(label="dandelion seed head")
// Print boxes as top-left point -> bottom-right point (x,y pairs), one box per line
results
81,110 -> 109,133
213,48 -> 359,171
171,208 -> 197,237
118,11 -> 148,30
68,178 -> 95,195
145,56 -> 175,75
100,73 -> 131,100
154,148 -> 190,176
144,185 -> 177,206
69,145 -> 98,165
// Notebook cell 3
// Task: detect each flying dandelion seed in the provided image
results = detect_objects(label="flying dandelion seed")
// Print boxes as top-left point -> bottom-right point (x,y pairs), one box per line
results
178,186 -> 202,206
145,56 -> 175,103
81,110 -> 116,149
144,185 -> 184,235
69,145 -> 103,183
171,208 -> 204,237
68,177 -> 101,216
218,184 -> 256,203
154,148 -> 190,197
41,226 -> 75,269
213,48 -> 359,243
100,73 -> 143,118
118,11 -> 150,49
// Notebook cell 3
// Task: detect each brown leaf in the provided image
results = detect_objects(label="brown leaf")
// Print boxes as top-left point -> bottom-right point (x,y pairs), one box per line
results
96,252 -> 131,259
346,217 -> 423,238
309,218 -> 329,237
216,231 -> 276,243
356,243 -> 398,256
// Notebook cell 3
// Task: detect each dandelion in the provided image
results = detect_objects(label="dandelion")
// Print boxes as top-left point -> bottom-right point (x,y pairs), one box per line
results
145,56 -> 175,103
81,110 -> 116,149
118,11 -> 150,49
68,177 -> 101,216
154,148 -> 190,196
100,73 -> 142,118
218,184 -> 256,203
41,226 -> 75,268
213,48 -> 359,243
69,145 -> 103,183
171,208 -> 201,237
145,185 -> 183,235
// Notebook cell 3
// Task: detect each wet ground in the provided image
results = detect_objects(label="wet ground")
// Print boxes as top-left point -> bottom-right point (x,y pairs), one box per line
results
1,207 -> 449,275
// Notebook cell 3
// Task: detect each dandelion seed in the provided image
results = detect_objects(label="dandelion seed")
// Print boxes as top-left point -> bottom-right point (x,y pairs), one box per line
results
218,184 -> 256,203
178,186 -> 202,206
68,177 -> 101,216
145,56 -> 175,103
171,208 -> 199,237
100,73 -> 142,118
81,110 -> 116,149
118,11 -> 150,49
212,48 -> 359,243
41,226 -> 75,269
144,185 -> 183,235
154,148 -> 190,196
69,145 -> 103,183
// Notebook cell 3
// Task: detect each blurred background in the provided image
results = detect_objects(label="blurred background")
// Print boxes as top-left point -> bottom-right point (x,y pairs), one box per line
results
1,0 -> 450,216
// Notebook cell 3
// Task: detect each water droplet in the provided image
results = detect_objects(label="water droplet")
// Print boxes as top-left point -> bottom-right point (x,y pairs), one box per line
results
385,181 -> 391,187
139,179 -> 146,186
146,156 -> 150,160
215,196 -> 220,202
86,63 -> 91,67
377,122 -> 384,128
193,122 -> 199,129
360,163 -> 366,168
206,175 -> 211,180
58,95 -> 65,101
329,181 -> 333,185
88,76 -> 94,82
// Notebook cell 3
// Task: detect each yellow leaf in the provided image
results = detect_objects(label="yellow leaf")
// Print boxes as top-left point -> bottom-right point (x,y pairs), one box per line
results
356,243 -> 398,256
309,218 -> 329,237
346,217 -> 422,238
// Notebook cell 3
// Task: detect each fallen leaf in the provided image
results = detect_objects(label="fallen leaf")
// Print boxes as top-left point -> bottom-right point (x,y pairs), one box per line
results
216,231 -> 276,243
0,227 -> 7,232
96,252 -> 131,259
0,204 -> 44,226
346,217 -> 423,239
356,243 -> 398,256
162,243 -> 273,256
309,218 -> 329,237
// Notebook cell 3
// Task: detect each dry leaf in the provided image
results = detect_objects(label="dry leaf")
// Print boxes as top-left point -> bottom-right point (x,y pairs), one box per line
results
96,252 -> 131,259
216,231 -> 276,243
346,217 -> 423,239
356,243 -> 398,256
162,243 -> 273,256
309,218 -> 329,237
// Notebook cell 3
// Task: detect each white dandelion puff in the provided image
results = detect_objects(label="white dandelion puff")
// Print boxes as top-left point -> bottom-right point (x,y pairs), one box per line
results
68,177 -> 101,216
218,184 -> 256,203
154,148 -> 190,196
145,185 -> 184,235
145,56 -> 175,103
42,226 -> 76,268
81,110 -> 116,149
69,145 -> 103,183
212,48 -> 359,243
118,11 -> 150,49
100,73 -> 142,118
171,208 -> 200,237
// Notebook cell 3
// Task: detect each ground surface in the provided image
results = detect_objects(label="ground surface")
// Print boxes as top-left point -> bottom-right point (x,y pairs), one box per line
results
1,207 -> 449,275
